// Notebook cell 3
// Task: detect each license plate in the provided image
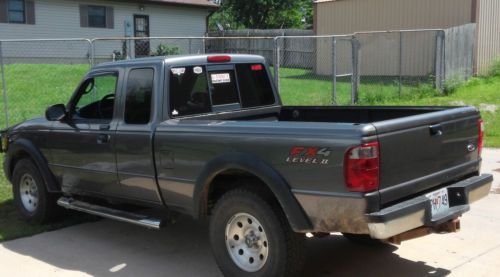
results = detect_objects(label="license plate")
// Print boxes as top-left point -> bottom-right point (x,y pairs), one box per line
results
426,188 -> 450,216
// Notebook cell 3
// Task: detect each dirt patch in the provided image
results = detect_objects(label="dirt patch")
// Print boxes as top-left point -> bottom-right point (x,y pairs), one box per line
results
479,104 -> 498,113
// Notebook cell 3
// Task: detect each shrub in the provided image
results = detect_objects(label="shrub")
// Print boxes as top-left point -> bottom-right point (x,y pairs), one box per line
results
152,44 -> 181,56
488,58 -> 500,77
442,74 -> 465,95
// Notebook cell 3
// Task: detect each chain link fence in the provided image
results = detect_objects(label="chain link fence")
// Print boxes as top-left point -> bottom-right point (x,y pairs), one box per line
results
0,24 -> 476,128
0,39 -> 91,127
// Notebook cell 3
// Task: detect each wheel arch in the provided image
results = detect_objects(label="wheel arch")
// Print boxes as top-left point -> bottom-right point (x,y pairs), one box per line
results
5,138 -> 60,193
193,152 -> 312,232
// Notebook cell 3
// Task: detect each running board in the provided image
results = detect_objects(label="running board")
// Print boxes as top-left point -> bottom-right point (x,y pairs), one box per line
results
57,197 -> 163,230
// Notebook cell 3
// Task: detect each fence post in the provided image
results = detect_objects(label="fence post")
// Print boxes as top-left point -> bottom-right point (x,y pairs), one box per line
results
0,41 -> 10,127
90,39 -> 96,67
331,37 -> 337,105
351,37 -> 361,104
398,32 -> 403,97
188,38 -> 192,54
435,30 -> 445,92
273,37 -> 280,94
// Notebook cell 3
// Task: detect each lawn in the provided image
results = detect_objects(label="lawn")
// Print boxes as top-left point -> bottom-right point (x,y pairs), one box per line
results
0,63 -> 498,242
278,67 -> 500,147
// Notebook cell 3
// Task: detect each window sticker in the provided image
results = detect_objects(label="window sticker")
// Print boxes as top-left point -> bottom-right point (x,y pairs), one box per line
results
211,73 -> 231,84
193,66 -> 203,74
171,68 -> 186,76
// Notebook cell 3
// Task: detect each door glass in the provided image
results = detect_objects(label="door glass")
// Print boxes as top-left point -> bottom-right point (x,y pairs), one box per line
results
135,17 -> 148,36
124,68 -> 154,124
74,74 -> 118,120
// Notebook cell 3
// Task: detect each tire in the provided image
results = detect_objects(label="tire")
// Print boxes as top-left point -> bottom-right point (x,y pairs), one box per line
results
209,189 -> 305,277
342,233 -> 385,246
12,158 -> 61,224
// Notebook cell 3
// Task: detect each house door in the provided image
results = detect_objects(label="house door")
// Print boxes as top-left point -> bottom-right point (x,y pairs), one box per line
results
134,15 -> 150,57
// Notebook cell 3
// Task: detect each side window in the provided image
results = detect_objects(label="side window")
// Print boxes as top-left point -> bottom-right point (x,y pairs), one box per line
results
124,68 -> 154,124
74,74 -> 117,121
170,66 -> 211,117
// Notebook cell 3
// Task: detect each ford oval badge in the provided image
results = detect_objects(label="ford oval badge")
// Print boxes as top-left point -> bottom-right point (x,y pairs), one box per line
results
467,143 -> 476,152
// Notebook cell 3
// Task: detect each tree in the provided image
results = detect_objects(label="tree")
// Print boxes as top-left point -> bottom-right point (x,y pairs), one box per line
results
209,0 -> 312,31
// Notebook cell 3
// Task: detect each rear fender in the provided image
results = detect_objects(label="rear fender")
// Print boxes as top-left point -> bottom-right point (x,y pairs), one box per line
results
193,152 -> 312,232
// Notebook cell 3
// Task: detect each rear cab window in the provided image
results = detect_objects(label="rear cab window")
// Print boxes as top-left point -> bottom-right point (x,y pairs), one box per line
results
169,62 -> 275,118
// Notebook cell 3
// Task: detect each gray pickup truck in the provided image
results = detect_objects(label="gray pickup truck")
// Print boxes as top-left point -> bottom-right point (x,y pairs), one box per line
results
1,54 -> 492,276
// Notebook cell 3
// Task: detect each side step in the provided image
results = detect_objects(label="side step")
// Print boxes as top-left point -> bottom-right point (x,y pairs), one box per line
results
57,197 -> 164,230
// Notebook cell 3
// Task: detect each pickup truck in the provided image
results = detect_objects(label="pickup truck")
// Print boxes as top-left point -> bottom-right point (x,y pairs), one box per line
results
1,54 -> 492,276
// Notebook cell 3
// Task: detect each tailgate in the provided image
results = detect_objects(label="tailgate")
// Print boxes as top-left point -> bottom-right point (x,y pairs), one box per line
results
373,107 -> 481,205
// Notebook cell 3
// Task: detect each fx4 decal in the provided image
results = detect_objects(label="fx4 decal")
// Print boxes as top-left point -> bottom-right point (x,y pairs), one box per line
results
286,147 -> 331,165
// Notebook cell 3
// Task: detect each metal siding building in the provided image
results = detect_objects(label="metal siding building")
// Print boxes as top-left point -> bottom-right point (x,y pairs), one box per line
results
314,0 -> 500,75
476,0 -> 500,75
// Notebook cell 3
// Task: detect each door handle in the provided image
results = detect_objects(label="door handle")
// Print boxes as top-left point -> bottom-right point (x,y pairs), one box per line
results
429,124 -> 443,136
97,134 -> 110,144
99,124 -> 111,131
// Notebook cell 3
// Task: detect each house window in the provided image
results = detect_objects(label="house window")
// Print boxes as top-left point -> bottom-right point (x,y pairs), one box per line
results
88,5 -> 106,28
80,5 -> 114,29
8,0 -> 25,23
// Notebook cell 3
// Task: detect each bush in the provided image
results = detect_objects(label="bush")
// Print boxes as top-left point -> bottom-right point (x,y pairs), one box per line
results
152,44 -> 181,56
442,74 -> 465,95
488,58 -> 500,77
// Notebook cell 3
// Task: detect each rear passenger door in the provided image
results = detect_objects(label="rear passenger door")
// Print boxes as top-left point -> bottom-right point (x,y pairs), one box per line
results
114,67 -> 162,203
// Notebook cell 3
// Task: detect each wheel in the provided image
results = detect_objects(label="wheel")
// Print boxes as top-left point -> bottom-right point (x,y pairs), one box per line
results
342,233 -> 384,246
12,158 -> 60,224
209,189 -> 305,277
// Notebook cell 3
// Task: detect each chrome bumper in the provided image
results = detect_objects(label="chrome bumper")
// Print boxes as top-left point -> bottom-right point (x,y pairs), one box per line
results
367,174 -> 493,239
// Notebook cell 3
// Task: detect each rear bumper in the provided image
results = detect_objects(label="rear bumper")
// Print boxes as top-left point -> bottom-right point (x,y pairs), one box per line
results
293,174 -> 492,236
367,174 -> 492,239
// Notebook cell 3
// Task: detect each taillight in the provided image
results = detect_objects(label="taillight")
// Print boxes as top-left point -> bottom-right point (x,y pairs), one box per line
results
478,119 -> 484,157
344,142 -> 380,192
207,55 -> 231,63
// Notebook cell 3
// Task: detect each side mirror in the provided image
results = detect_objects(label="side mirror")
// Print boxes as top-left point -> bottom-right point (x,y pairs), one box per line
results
45,104 -> 67,121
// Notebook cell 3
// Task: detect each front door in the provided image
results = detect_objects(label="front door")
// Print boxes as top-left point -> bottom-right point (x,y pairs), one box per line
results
49,72 -> 121,196
134,15 -> 150,57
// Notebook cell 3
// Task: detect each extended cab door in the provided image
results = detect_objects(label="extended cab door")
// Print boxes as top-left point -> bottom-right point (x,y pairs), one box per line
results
114,67 -> 162,204
49,71 -> 121,195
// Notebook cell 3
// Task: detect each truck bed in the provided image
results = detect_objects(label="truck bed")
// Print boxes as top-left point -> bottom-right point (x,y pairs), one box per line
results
174,105 -> 481,208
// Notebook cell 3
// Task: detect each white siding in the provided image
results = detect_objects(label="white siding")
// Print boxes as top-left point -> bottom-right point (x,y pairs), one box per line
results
0,0 -> 209,39
0,0 -> 210,61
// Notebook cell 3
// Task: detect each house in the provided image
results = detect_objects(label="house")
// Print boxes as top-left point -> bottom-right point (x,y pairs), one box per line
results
313,0 -> 500,75
0,0 -> 218,58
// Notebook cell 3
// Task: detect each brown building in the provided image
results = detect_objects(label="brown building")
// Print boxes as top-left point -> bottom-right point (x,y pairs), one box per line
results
314,0 -> 500,75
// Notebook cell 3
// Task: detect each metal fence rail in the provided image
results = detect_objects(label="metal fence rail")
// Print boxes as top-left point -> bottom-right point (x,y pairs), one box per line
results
0,24 -> 477,128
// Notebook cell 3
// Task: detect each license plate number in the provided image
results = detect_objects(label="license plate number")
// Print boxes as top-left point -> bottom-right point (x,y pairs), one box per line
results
426,188 -> 450,216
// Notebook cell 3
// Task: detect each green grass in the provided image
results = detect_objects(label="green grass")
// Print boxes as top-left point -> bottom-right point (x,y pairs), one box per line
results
0,64 -> 498,242
0,64 -> 89,126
